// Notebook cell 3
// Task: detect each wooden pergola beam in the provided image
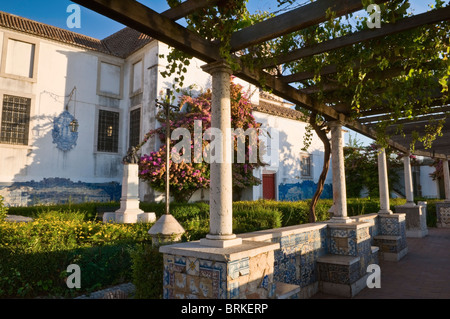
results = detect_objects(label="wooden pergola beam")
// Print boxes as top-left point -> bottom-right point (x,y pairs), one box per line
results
72,0 -> 222,63
360,104 -> 450,123
262,6 -> 450,69
230,0 -> 390,51
162,0 -> 217,20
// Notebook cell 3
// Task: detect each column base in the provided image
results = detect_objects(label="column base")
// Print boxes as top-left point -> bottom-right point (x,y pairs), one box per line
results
103,211 -> 156,224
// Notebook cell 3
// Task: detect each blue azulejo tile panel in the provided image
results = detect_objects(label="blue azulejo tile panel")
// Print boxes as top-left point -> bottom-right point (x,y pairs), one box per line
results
278,181 -> 332,201
380,217 -> 400,236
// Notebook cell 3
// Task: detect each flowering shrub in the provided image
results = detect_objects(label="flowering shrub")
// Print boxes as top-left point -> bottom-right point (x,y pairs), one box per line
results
139,80 -> 266,202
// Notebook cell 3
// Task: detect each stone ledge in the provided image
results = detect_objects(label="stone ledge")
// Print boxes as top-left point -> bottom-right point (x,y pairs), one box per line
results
317,254 -> 360,266
237,223 -> 327,242
159,240 -> 280,262
275,282 -> 301,299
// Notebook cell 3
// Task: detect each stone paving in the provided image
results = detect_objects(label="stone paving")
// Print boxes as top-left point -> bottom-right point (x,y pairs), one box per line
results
313,227 -> 450,299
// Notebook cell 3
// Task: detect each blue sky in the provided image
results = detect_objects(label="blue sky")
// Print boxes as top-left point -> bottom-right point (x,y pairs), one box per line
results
0,0 -> 442,39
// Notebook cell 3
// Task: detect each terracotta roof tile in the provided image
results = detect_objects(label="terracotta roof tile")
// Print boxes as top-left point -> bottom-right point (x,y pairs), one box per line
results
0,11 -> 154,58
253,100 -> 307,122
102,27 -> 153,58
0,11 -> 110,54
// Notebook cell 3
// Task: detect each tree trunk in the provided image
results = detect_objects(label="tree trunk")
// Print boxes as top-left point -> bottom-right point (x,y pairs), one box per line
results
308,114 -> 331,223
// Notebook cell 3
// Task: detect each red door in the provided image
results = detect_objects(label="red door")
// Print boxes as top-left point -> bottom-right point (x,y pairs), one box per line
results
263,174 -> 276,200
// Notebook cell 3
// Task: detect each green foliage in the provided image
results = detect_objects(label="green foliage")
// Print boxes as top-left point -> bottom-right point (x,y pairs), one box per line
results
274,0 -> 450,149
130,244 -> 164,299
344,144 -> 402,198
0,210 -> 153,298
0,195 -> 8,221
139,82 -> 266,202
233,206 -> 282,233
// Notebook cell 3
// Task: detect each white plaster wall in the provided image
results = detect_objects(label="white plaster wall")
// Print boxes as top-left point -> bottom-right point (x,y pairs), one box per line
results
419,165 -> 439,198
248,111 -> 331,201
0,29 -> 127,186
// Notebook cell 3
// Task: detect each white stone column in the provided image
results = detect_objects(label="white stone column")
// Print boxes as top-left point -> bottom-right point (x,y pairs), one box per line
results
328,121 -> 351,223
403,154 -> 416,206
443,159 -> 450,202
200,61 -> 242,248
378,148 -> 393,214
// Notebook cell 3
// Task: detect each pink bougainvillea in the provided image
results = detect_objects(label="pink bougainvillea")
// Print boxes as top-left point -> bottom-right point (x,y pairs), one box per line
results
138,80 -> 266,202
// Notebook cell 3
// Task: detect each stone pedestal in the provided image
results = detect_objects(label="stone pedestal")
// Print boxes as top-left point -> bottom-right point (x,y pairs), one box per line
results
395,203 -> 428,238
317,222 -> 378,297
148,214 -> 185,247
436,201 -> 450,228
374,213 -> 408,261
160,240 -> 279,299
103,164 -> 156,224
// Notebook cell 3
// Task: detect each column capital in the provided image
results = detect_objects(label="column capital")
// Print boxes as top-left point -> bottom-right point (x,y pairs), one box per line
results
328,120 -> 344,129
201,60 -> 233,75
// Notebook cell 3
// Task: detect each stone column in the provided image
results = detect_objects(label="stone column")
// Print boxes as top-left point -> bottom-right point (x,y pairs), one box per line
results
328,121 -> 351,223
200,61 -> 242,248
403,154 -> 415,206
377,148 -> 393,214
443,159 -> 450,202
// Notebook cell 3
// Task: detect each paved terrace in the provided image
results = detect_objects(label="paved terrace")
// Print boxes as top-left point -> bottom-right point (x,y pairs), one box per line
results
313,227 -> 450,299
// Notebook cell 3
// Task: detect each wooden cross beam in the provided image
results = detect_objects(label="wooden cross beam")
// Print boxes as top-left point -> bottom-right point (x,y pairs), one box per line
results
162,0 -> 218,20
230,0 -> 390,51
72,0 -> 222,63
262,6 -> 450,69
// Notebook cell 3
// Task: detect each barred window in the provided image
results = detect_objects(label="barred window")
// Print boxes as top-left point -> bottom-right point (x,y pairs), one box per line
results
0,95 -> 31,145
129,108 -> 141,148
301,154 -> 312,178
97,110 -> 119,153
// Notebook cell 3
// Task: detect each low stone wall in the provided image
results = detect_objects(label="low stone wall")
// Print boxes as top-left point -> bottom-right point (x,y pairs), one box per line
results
436,201 -> 450,228
159,212 -> 407,299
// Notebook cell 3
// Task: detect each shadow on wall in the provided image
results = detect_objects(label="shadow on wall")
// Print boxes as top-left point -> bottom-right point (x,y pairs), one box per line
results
0,50 -> 124,207
274,129 -> 332,202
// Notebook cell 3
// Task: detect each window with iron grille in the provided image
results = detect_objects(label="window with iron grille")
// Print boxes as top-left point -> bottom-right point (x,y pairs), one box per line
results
97,109 -> 119,153
0,95 -> 31,145
129,108 -> 141,148
301,154 -> 312,178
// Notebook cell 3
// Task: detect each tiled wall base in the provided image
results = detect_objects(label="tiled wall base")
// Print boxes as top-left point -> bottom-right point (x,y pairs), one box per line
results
316,222 -> 378,297
159,213 -> 408,299
395,204 -> 428,238
317,255 -> 370,298
159,240 -> 279,299
436,202 -> 450,228
374,213 -> 408,261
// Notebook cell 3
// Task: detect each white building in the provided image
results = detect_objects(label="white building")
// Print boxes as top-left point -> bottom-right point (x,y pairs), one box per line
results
0,11 -> 331,206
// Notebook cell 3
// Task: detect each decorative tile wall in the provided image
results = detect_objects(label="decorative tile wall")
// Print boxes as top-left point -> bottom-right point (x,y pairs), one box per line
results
0,178 -> 121,206
163,251 -> 275,299
436,202 -> 450,228
273,227 -> 327,289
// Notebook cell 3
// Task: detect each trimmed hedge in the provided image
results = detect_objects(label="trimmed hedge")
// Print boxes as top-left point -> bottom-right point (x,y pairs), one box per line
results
1,197 -> 443,298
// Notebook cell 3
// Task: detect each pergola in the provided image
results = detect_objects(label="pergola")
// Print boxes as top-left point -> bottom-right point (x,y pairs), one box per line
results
72,0 -> 450,245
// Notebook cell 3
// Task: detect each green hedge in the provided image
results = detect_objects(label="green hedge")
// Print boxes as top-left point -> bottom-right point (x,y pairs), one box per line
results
1,197 -> 443,298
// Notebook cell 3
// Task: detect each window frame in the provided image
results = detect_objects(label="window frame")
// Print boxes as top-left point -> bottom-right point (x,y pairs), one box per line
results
94,106 -> 122,154
300,153 -> 313,179
0,33 -> 40,82
96,58 -> 124,99
129,56 -> 144,97
128,105 -> 142,149
0,91 -> 34,148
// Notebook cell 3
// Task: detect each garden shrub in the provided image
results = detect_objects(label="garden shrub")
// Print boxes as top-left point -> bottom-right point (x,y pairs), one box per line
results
233,206 -> 282,234
0,195 -> 8,221
0,210 -> 153,298
130,244 -> 163,299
